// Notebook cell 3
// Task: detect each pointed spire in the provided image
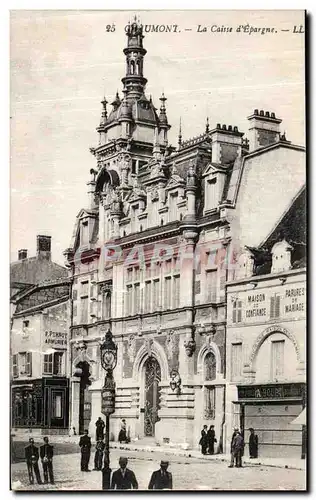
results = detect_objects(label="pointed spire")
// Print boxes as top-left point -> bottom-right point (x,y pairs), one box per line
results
205,117 -> 210,134
178,117 -> 182,147
159,93 -> 168,126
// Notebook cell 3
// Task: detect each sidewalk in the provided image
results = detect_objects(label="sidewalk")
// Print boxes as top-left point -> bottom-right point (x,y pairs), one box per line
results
12,434 -> 306,471
109,442 -> 306,471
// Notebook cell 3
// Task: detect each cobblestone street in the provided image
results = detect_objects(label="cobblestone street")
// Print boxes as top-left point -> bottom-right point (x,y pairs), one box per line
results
11,448 -> 306,491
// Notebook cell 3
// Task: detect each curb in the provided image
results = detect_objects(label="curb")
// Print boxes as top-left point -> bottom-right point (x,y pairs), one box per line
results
109,444 -> 306,471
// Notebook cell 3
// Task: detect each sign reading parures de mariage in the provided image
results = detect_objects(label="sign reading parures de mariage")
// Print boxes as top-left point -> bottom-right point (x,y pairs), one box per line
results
242,282 -> 306,324
44,330 -> 67,347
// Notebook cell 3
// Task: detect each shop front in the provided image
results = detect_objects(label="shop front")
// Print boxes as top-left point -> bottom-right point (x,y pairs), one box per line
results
234,383 -> 306,459
11,377 -> 69,434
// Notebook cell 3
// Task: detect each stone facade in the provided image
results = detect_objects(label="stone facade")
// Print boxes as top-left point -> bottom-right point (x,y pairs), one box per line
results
64,21 -> 305,450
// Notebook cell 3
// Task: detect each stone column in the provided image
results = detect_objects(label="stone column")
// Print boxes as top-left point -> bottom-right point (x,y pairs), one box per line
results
70,377 -> 81,435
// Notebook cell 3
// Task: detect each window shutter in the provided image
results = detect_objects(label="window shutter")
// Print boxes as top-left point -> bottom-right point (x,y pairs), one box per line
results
26,352 -> 32,376
12,354 -> 18,378
275,295 -> 280,318
270,295 -> 275,318
237,301 -> 242,323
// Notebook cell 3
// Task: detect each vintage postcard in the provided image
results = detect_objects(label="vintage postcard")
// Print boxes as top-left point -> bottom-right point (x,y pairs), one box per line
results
10,10 -> 306,491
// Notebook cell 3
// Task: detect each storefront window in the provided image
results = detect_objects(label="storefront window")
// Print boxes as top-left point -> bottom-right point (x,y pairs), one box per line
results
52,392 -> 63,418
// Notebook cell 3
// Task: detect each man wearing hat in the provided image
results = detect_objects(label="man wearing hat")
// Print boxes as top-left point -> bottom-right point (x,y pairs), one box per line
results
111,457 -> 138,490
148,460 -> 173,490
25,438 -> 42,485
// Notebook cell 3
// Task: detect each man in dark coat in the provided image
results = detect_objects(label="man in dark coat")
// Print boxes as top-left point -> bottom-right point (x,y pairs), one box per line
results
111,457 -> 138,490
25,438 -> 42,485
207,425 -> 217,455
95,417 -> 105,441
199,425 -> 208,455
249,428 -> 258,458
231,431 -> 244,467
40,437 -> 54,484
79,429 -> 91,472
93,439 -> 105,471
228,427 -> 239,467
148,460 -> 173,490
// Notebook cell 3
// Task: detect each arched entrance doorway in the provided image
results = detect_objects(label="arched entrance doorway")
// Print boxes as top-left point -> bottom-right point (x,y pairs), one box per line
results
143,357 -> 161,437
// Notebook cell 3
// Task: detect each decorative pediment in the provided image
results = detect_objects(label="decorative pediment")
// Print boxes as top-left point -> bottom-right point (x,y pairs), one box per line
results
202,162 -> 227,177
165,174 -> 185,192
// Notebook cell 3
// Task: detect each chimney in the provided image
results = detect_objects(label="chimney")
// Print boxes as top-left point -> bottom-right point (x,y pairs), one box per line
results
18,249 -> 28,260
247,109 -> 282,151
37,235 -> 51,260
209,123 -> 244,164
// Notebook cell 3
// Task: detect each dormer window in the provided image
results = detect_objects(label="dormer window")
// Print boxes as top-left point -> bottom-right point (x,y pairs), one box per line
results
271,240 -> 293,274
169,192 -> 178,221
81,220 -> 89,246
236,250 -> 254,279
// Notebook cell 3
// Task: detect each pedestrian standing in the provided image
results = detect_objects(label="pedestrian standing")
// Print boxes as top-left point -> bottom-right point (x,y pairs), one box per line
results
79,429 -> 91,472
93,438 -> 105,471
25,438 -> 42,485
231,431 -> 244,468
95,417 -> 105,441
207,425 -> 217,455
102,459 -> 112,490
148,460 -> 173,490
249,428 -> 258,458
228,427 -> 239,467
40,437 -> 54,484
111,457 -> 138,490
199,425 -> 208,455
118,419 -> 127,443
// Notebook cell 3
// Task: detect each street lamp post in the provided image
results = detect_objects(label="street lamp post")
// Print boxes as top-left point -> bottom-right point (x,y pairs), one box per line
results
99,328 -> 117,489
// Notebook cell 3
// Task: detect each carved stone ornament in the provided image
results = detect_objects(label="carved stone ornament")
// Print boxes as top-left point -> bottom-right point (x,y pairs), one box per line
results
165,330 -> 176,360
127,334 -> 137,363
151,189 -> 159,202
184,339 -> 196,357
144,337 -> 153,358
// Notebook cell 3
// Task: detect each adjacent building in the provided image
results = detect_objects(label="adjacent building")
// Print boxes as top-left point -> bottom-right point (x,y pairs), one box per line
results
11,236 -> 70,434
64,20 -> 306,449
226,187 -> 306,458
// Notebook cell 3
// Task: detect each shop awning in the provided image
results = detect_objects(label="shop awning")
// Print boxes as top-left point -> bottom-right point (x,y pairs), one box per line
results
290,408 -> 306,425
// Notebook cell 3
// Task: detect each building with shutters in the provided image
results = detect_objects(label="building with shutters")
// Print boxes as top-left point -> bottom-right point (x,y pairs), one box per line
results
225,186 -> 306,458
64,19 -> 305,450
10,236 -> 70,434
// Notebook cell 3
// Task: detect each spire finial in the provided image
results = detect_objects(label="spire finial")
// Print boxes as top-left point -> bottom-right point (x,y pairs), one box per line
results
100,96 -> 108,124
178,117 -> 182,147
206,117 -> 210,134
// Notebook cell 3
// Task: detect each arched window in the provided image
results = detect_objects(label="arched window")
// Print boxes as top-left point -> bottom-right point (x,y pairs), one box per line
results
204,351 -> 216,381
130,60 -> 135,75
204,350 -> 216,420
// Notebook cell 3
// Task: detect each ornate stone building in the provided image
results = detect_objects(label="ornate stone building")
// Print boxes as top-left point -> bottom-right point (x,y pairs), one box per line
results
64,20 -> 305,450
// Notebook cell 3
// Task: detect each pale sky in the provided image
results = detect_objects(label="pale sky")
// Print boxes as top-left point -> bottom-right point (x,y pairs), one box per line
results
10,10 -> 305,265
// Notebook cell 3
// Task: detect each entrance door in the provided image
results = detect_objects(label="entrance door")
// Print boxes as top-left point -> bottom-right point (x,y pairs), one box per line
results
144,357 -> 161,436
